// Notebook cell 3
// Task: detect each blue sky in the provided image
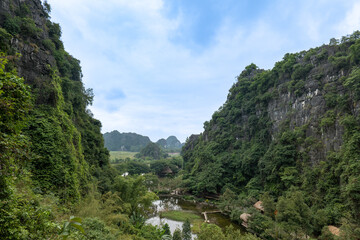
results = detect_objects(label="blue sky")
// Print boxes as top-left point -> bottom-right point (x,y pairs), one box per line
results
48,0 -> 360,142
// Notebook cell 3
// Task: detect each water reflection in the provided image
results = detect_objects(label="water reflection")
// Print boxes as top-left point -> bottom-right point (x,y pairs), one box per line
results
150,198 -> 182,213
146,196 -> 243,239
146,216 -> 197,239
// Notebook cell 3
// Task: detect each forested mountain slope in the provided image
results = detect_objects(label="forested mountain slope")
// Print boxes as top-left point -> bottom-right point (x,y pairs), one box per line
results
0,1 -> 258,239
0,0 -> 113,200
156,136 -> 183,151
104,131 -> 183,152
182,32 -> 360,238
104,130 -> 151,151
135,142 -> 169,160
0,1 -> 118,238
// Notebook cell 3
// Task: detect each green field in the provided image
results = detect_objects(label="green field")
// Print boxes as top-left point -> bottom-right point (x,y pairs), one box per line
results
159,210 -> 202,222
110,151 -> 137,162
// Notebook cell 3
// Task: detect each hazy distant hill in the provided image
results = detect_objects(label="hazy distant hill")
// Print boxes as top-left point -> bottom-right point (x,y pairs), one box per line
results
104,131 -> 184,152
156,136 -> 183,150
103,131 -> 151,151
135,142 -> 169,160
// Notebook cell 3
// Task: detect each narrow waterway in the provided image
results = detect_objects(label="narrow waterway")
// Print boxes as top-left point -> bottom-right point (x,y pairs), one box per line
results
146,196 -> 243,239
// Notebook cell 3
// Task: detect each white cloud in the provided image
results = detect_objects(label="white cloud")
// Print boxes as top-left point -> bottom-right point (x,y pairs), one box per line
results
337,1 -> 360,36
47,0 -> 360,142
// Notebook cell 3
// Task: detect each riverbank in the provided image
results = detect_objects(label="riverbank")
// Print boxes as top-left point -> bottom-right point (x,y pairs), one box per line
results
147,195 -> 244,235
158,193 -> 218,208
160,210 -> 202,222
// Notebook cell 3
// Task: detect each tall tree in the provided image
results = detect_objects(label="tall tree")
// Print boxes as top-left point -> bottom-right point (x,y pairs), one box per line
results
182,219 -> 191,240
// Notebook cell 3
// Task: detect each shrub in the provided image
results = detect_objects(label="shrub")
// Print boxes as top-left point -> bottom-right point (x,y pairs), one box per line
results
319,110 -> 336,129
4,16 -> 21,35
291,63 -> 313,80
42,39 -> 56,53
20,18 -> 42,38
329,55 -> 348,70
15,3 -> 30,17
76,218 -> 117,240
0,28 -> 12,52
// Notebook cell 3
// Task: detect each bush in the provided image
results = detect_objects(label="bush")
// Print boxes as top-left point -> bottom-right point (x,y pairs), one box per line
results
329,55 -> 348,70
4,16 -> 21,35
0,28 -> 12,51
291,63 -> 313,80
76,218 -> 117,240
0,194 -> 59,240
344,67 -> 360,100
319,110 -> 336,129
42,39 -> 56,53
15,3 -> 30,17
197,223 -> 224,240
20,18 -> 42,38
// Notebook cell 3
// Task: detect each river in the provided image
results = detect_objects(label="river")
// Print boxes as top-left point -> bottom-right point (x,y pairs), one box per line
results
146,196 -> 243,239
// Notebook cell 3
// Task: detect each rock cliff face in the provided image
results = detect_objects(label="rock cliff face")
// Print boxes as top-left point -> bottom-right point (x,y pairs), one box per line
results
0,0 -> 110,200
181,32 -> 360,222
266,50 -> 349,164
0,0 -> 55,85
0,0 -> 47,25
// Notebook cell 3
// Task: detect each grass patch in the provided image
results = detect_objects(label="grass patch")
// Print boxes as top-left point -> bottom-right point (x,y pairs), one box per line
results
191,219 -> 204,234
110,151 -> 137,162
160,210 -> 202,222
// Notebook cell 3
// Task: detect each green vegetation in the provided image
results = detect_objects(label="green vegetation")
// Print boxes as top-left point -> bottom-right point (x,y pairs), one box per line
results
104,131 -> 151,151
0,2 -> 177,239
182,219 -> 192,240
2,0 -> 360,239
197,224 -> 260,240
109,143 -> 184,180
135,142 -> 169,159
152,175 -> 182,193
104,131 -> 183,153
111,154 -> 183,179
160,211 -> 201,222
173,228 -> 182,240
182,31 -> 360,239
156,136 -> 184,152
150,158 -> 182,177
0,54 -> 47,239
3,4 -> 43,38
60,216 -> 85,239
110,151 -> 137,162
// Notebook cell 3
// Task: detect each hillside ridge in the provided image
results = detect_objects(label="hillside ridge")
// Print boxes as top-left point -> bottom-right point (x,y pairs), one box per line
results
182,32 -> 360,238
104,130 -> 183,151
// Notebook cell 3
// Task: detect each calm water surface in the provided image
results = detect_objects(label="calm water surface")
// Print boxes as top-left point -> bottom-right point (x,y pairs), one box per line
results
145,196 -> 243,239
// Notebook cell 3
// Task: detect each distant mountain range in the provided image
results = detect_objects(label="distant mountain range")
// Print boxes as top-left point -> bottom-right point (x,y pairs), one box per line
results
103,131 -> 184,152
103,131 -> 151,152
156,136 -> 183,150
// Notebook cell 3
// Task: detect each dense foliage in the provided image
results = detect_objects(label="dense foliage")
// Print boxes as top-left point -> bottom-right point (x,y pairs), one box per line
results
197,224 -> 259,240
135,142 -> 169,160
0,55 -> 51,239
112,154 -> 183,179
0,1 -> 167,239
0,0 -> 113,200
182,31 -> 360,238
0,58 -> 176,239
2,1 -> 360,239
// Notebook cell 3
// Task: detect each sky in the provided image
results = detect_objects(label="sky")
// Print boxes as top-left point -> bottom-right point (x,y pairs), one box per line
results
47,0 -> 360,142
